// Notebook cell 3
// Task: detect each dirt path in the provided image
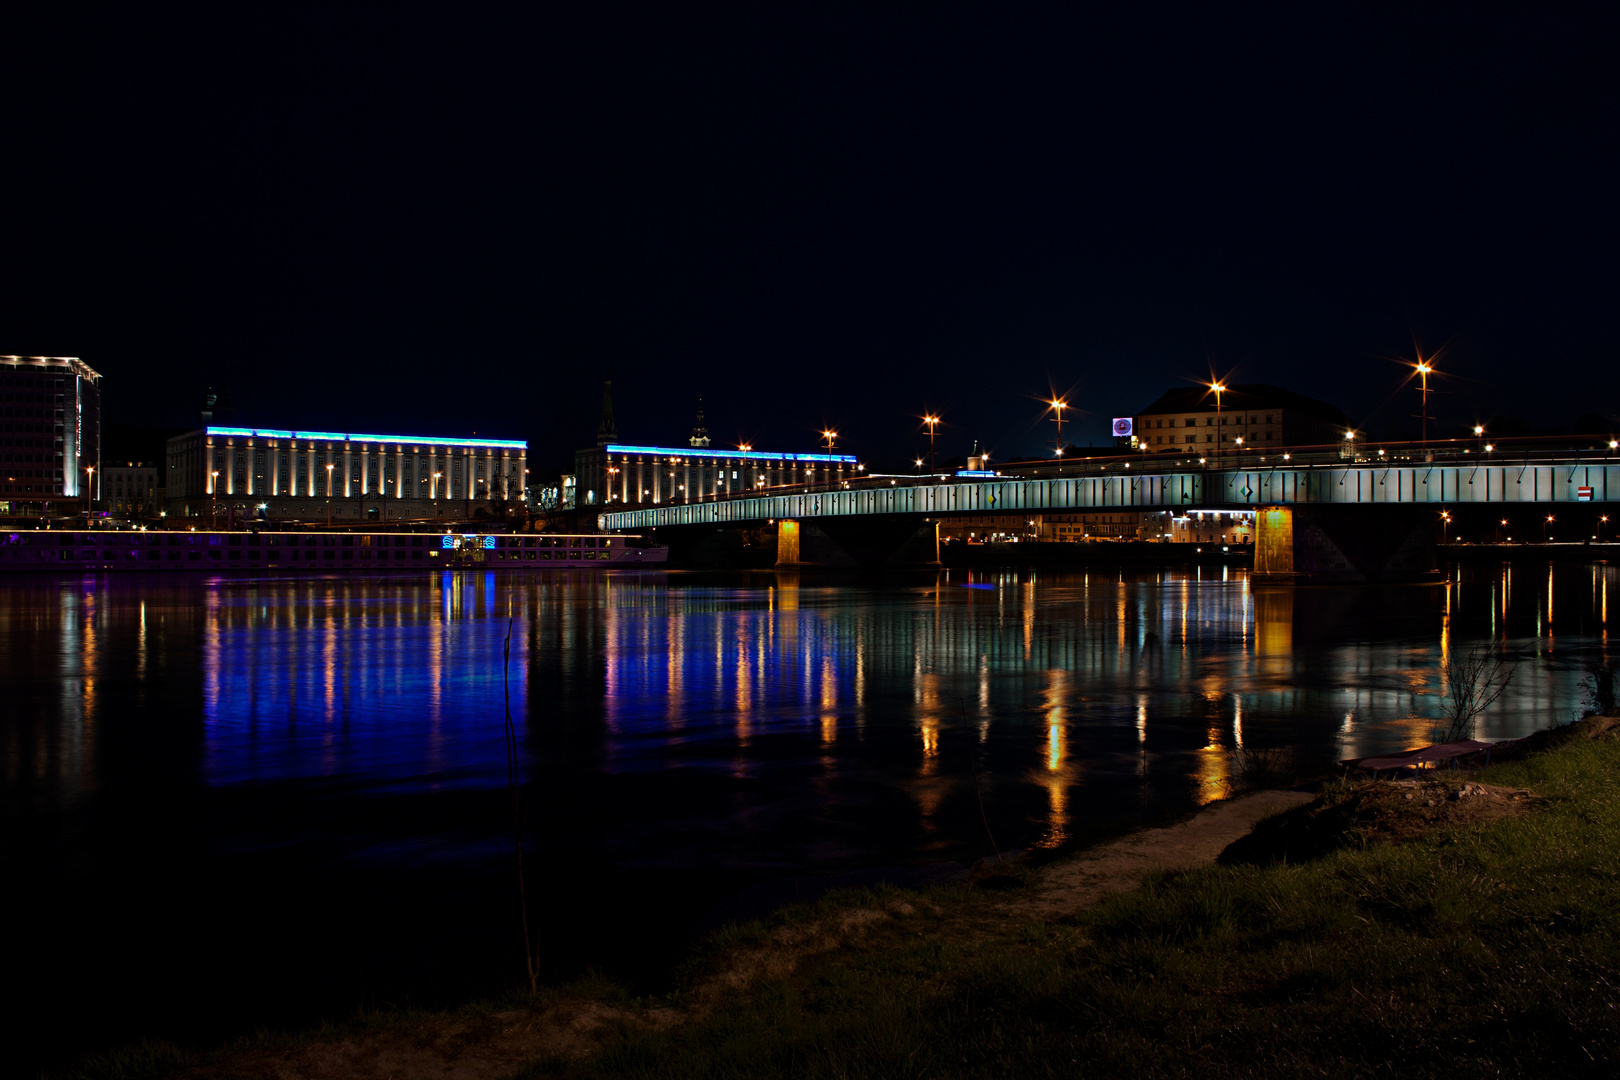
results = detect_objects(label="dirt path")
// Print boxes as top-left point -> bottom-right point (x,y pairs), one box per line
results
1004,789 -> 1315,921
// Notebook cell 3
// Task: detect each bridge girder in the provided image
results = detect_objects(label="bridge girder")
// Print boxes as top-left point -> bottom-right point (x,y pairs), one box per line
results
599,463 -> 1620,531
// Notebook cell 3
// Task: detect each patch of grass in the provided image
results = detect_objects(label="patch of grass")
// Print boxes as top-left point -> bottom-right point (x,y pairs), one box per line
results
524,732 -> 1620,1078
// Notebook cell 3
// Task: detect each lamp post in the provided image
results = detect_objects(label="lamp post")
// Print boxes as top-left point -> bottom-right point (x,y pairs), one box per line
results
1440,509 -> 1451,542
1047,399 -> 1067,455
822,429 -> 837,488
1473,424 -> 1484,453
210,470 -> 219,528
1544,514 -> 1555,543
325,463 -> 335,527
1415,361 -> 1433,446
923,415 -> 940,474
1210,382 -> 1226,461
84,465 -> 95,522
432,472 -> 442,518
1600,515 -> 1610,543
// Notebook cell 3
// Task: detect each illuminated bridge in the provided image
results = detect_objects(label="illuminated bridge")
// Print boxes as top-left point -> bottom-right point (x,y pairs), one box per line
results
599,455 -> 1620,582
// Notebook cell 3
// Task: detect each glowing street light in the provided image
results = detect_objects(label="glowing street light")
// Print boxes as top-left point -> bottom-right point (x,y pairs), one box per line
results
1209,382 -> 1227,460
1414,359 -> 1434,445
1545,514 -> 1556,542
1600,515 -> 1610,543
1047,398 -> 1068,455
84,465 -> 95,520
922,414 -> 940,473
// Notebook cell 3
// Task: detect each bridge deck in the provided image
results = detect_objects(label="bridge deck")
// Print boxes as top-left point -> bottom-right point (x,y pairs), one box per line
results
599,460 -> 1620,530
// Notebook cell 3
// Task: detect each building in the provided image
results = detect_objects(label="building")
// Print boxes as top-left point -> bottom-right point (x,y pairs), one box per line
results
572,377 -> 857,507
0,355 -> 101,514
164,426 -> 527,523
105,463 -> 160,519
1133,384 -> 1351,454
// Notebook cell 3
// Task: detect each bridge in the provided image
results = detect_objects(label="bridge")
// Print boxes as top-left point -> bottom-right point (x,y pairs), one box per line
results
598,455 -> 1620,582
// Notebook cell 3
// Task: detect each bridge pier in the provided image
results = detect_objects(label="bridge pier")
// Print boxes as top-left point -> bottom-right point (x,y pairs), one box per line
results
775,517 -> 939,569
1254,504 -> 1440,584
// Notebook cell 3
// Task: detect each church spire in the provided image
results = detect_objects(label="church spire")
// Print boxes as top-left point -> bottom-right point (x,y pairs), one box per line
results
689,395 -> 710,448
597,368 -> 617,448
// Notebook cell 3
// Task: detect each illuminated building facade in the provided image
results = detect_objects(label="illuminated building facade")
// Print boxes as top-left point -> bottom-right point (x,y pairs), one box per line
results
573,376 -> 855,507
165,426 -> 527,522
0,355 -> 101,512
1134,384 -> 1350,454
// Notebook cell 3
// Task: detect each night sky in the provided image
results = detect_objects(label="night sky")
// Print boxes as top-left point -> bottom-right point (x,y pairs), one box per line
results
3,6 -> 1615,473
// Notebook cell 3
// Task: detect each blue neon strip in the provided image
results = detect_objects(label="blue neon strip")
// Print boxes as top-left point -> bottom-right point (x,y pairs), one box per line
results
605,443 -> 856,463
955,470 -> 999,477
206,426 -> 526,449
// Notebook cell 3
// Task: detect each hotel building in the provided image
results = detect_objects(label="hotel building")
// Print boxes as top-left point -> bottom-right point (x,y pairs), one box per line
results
165,426 -> 527,522
0,355 -> 101,512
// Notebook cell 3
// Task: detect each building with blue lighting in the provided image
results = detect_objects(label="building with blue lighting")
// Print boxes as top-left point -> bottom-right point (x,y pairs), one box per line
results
165,426 -> 528,523
571,380 -> 856,507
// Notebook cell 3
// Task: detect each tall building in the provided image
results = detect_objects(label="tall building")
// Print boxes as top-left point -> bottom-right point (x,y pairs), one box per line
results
165,426 -> 527,523
572,379 -> 856,507
0,355 -> 101,512
1133,384 -> 1351,454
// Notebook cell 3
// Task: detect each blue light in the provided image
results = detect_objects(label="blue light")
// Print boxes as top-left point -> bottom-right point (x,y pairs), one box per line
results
441,536 -> 454,549
605,443 -> 856,464
482,536 -> 496,549
206,426 -> 526,450
955,469 -> 999,477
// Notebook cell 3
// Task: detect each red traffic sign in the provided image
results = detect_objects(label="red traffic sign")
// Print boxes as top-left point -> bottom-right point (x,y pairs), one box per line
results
1577,486 -> 1594,502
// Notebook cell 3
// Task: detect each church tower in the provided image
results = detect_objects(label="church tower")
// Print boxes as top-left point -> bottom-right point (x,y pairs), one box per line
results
689,396 -> 710,448
597,369 -> 617,448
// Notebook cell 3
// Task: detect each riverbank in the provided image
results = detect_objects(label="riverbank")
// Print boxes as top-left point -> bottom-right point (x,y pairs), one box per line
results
71,717 -> 1620,1078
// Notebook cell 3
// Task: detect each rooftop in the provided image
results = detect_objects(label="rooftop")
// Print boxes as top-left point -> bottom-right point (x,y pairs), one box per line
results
604,443 -> 856,464
1,355 -> 103,382
197,426 -> 527,449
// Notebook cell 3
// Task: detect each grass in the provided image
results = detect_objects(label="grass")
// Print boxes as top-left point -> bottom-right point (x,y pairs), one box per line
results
66,729 -> 1620,1078
523,730 -> 1620,1078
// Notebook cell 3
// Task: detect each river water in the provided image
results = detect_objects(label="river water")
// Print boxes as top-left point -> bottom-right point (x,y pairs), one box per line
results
3,561 -> 1613,1066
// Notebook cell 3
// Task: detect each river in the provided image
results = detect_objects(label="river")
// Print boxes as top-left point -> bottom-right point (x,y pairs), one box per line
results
2,561 -> 1612,1068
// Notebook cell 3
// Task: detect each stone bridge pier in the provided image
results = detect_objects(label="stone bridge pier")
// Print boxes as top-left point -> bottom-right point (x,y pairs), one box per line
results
1254,504 -> 1440,585
775,516 -> 940,569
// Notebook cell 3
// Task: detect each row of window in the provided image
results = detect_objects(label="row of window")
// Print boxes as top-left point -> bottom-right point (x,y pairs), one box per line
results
1149,432 -> 1277,444
1147,414 -> 1276,428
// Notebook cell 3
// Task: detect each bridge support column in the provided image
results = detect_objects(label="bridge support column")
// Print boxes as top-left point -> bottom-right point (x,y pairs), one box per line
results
775,519 -> 801,568
1253,506 -> 1297,585
1253,504 -> 1440,585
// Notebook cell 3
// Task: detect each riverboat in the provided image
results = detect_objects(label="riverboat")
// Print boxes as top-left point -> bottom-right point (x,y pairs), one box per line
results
0,531 -> 668,571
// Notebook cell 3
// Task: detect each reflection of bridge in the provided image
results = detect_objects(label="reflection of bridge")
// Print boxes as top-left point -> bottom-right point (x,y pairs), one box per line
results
599,457 -> 1619,582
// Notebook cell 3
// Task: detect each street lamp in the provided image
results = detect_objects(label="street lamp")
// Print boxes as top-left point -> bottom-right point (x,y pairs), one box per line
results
922,415 -> 940,474
1415,360 -> 1433,446
1545,514 -> 1555,542
432,472 -> 443,518
1047,398 -> 1068,455
211,470 -> 220,528
325,463 -> 335,527
1600,515 -> 1610,543
1440,510 -> 1451,542
84,465 -> 95,521
1209,382 -> 1226,460
822,429 -> 837,487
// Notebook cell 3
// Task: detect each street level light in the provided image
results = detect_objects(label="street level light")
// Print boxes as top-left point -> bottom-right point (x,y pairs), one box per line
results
1047,398 -> 1068,455
1210,382 -> 1226,461
1414,359 -> 1434,445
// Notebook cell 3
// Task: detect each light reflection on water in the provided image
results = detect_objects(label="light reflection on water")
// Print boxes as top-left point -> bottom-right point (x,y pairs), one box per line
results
4,562 -> 1614,862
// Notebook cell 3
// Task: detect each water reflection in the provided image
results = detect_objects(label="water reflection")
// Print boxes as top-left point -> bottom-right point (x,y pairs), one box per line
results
3,561 -> 1616,856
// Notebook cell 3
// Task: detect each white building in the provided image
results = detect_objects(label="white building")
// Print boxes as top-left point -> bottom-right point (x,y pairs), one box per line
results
165,426 -> 527,523
1,355 -> 101,514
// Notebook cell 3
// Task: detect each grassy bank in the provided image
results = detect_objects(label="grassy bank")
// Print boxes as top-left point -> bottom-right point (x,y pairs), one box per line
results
70,725 -> 1620,1078
535,728 -> 1620,1078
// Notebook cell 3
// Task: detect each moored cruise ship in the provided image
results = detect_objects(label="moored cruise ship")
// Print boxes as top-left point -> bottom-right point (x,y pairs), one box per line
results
0,531 -> 667,571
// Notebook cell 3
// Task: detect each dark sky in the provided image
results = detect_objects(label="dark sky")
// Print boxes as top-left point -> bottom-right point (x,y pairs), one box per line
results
3,5 -> 1616,472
